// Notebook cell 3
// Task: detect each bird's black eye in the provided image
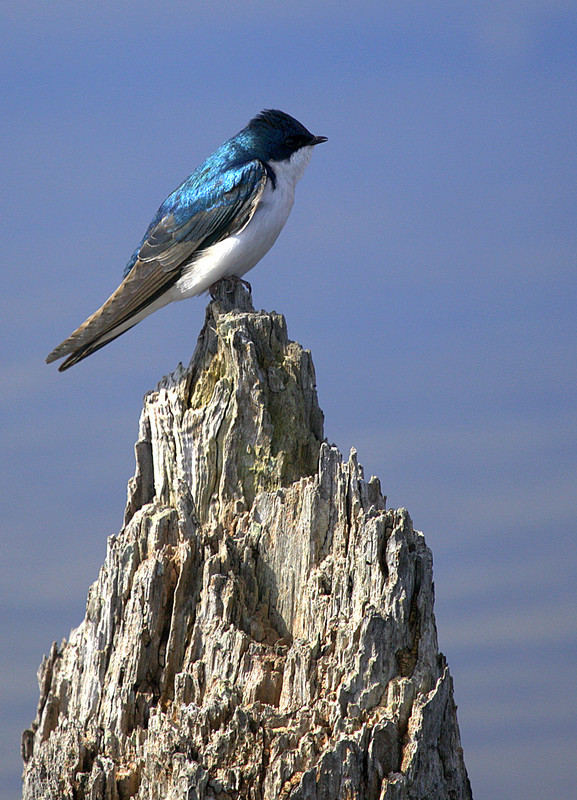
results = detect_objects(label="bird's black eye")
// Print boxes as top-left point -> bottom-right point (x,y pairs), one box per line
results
285,134 -> 305,148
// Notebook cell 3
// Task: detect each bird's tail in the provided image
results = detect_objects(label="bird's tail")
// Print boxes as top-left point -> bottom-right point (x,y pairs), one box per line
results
46,262 -> 179,370
46,321 -> 139,371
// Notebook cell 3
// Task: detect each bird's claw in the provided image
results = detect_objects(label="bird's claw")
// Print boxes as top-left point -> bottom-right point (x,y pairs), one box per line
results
209,276 -> 252,299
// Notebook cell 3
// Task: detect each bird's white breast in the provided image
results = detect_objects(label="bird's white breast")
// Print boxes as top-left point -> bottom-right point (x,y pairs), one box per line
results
171,145 -> 314,300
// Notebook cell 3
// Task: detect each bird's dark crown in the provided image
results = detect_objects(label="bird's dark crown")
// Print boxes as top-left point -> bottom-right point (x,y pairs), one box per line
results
238,109 -> 323,162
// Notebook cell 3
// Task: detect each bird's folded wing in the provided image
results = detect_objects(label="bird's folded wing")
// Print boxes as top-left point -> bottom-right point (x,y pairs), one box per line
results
46,160 -> 268,367
138,160 -> 268,270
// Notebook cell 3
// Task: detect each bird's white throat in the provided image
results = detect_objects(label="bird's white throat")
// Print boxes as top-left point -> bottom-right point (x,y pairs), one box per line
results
271,144 -> 314,187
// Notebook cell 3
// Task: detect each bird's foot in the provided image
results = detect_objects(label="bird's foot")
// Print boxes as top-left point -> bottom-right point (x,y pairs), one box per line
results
209,276 -> 254,312
209,275 -> 252,298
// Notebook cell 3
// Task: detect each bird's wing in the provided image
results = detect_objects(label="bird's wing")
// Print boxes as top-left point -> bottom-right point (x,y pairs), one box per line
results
137,159 -> 268,271
46,160 -> 268,370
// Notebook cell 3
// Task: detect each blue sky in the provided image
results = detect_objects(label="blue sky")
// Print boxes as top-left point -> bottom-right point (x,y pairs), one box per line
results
1,3 -> 576,798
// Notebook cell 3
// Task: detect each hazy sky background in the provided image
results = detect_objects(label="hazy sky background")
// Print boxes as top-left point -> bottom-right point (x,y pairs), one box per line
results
1,2 -> 576,798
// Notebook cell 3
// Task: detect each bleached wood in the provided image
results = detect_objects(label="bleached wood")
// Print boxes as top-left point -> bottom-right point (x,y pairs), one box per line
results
22,283 -> 472,800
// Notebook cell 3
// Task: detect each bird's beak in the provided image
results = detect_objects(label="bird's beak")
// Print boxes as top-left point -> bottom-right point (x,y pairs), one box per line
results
311,135 -> 328,146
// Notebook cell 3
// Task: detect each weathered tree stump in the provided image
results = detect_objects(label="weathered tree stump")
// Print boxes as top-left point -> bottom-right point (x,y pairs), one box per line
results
22,285 -> 472,799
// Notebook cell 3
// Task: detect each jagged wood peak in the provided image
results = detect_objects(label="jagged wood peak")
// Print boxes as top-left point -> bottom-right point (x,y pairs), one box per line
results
22,284 -> 471,800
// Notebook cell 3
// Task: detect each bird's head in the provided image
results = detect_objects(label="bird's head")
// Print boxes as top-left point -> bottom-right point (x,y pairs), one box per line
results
240,109 -> 327,163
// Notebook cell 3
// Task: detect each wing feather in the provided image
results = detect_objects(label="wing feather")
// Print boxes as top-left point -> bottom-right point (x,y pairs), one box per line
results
46,160 -> 268,370
137,161 -> 267,270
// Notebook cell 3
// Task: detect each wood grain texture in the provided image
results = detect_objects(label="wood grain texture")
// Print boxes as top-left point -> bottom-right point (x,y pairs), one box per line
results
22,283 -> 472,800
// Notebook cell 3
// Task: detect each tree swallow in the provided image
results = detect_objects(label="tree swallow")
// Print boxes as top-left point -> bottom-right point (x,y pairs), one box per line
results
46,109 -> 327,371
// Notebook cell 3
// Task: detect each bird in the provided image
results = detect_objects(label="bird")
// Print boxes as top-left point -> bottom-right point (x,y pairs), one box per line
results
46,109 -> 327,371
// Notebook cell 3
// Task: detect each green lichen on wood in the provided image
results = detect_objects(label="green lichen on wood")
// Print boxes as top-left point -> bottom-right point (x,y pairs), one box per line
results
188,349 -> 227,411
183,305 -> 323,510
